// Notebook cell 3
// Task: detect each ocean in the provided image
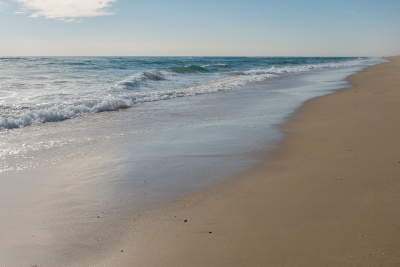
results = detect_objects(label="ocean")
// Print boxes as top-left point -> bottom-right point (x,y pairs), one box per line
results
0,56 -> 382,130
0,56 -> 384,265
0,57 -> 383,171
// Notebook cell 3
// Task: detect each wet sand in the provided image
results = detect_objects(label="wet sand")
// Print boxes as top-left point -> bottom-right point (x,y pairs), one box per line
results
112,57 -> 400,266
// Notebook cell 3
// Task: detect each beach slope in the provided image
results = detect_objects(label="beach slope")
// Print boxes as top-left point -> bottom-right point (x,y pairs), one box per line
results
116,57 -> 400,267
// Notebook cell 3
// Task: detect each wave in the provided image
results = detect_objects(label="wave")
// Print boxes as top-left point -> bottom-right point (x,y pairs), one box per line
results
0,97 -> 134,130
119,64 -> 226,90
169,65 -> 208,73
118,65 -> 211,90
0,57 -> 384,130
119,70 -> 168,88
202,63 -> 229,68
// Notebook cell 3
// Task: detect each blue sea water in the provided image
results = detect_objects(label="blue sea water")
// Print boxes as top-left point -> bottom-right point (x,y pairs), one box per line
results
0,57 -> 381,130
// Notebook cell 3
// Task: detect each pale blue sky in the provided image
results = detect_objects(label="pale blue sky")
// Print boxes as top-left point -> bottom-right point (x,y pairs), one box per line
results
1,0 -> 399,56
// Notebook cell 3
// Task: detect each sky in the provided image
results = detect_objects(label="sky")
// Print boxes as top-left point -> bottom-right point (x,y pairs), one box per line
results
0,0 -> 399,56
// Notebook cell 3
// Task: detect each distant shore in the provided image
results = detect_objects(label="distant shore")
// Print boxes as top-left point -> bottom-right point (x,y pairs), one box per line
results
110,56 -> 400,266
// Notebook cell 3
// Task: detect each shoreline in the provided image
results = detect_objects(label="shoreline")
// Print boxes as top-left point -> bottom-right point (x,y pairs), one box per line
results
107,56 -> 400,266
0,57 -> 394,266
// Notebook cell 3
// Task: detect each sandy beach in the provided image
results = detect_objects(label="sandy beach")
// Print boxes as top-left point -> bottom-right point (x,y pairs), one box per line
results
105,57 -> 400,266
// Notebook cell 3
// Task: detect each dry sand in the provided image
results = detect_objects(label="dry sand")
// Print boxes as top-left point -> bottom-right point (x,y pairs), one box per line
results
111,57 -> 400,267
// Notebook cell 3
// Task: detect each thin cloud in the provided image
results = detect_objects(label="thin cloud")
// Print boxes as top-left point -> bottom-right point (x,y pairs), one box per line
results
14,0 -> 117,19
